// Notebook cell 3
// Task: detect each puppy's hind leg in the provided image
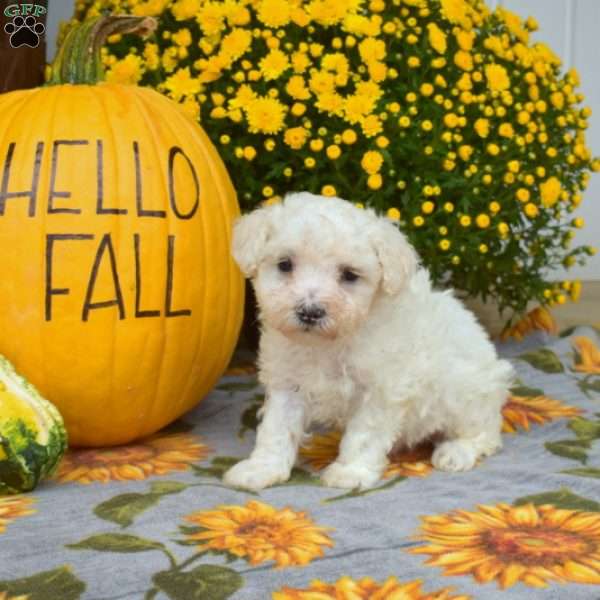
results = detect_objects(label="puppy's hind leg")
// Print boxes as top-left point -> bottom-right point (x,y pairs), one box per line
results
431,392 -> 507,471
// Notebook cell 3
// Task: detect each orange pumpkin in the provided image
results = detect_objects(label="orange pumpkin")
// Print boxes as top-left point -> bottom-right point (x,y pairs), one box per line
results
0,17 -> 244,446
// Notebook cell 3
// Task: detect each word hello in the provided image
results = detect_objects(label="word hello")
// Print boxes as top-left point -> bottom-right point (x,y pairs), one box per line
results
4,4 -> 47,17
0,139 -> 201,322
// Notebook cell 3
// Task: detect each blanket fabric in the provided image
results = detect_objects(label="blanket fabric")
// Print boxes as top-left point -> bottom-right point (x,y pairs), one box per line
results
1,326 -> 600,600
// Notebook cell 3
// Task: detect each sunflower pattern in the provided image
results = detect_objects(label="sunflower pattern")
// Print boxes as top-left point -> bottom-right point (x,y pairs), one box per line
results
411,502 -> 600,588
53,431 -> 211,484
2,329 -> 600,599
0,496 -> 35,535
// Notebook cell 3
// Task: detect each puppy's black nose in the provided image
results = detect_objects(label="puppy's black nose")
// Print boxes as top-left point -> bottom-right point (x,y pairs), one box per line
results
296,305 -> 326,325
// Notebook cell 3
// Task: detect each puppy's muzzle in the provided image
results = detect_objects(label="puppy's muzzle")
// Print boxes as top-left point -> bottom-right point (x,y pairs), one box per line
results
296,304 -> 326,327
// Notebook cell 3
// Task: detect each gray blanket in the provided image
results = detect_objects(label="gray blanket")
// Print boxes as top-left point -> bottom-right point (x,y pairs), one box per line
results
1,326 -> 600,600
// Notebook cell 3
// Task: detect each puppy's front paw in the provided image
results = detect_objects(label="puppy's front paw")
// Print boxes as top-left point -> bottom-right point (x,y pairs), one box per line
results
432,439 -> 477,472
223,458 -> 290,491
321,461 -> 381,490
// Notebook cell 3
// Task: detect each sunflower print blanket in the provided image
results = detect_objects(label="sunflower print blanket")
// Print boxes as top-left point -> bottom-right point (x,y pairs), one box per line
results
1,326 -> 600,600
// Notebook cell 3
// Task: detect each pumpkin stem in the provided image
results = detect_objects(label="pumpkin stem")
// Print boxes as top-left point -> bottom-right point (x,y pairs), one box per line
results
48,15 -> 157,85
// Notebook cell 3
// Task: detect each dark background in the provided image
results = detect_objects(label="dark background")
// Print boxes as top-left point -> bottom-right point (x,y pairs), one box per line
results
0,0 -> 48,92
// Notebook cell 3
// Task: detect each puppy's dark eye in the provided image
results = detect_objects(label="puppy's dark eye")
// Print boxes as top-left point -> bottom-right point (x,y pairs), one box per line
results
278,258 -> 293,273
341,268 -> 359,283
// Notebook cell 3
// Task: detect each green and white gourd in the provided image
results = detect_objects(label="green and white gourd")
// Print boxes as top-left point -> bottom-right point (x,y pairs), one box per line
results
0,355 -> 67,494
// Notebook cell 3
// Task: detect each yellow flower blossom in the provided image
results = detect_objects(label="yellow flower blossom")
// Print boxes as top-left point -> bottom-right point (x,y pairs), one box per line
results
524,202 -> 539,218
283,127 -> 308,150
476,213 -> 490,228
367,173 -> 383,189
321,184 -> 337,197
427,23 -> 447,54
171,0 -> 200,20
498,122 -> 514,138
106,54 -> 144,85
485,63 -> 510,92
361,114 -> 383,138
455,29 -> 475,51
454,50 -> 473,71
259,49 -> 290,81
245,97 -> 287,134
387,207 -> 400,220
326,144 -> 341,159
163,66 -> 201,100
540,176 -> 561,208
257,0 -> 291,28
361,150 -> 384,174
285,75 -> 311,100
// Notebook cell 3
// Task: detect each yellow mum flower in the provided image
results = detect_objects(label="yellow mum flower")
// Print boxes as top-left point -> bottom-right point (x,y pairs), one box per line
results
257,0 -> 291,28
291,51 -> 311,74
474,118 -> 490,137
487,143 -> 500,156
358,37 -> 386,63
344,94 -> 374,124
106,54 -> 144,85
315,92 -> 345,116
413,215 -> 425,227
341,129 -> 357,144
476,213 -> 490,228
376,135 -> 389,148
499,123 -> 514,138
540,176 -> 562,208
459,215 -> 471,227
367,173 -> 383,190
283,127 -> 308,150
321,184 -> 337,197
439,239 -> 451,251
457,145 -> 473,161
259,49 -> 290,81
498,222 -> 509,236
427,23 -> 447,54
387,208 -> 401,221
361,114 -> 383,138
163,67 -> 201,101
412,502 -> 600,588
454,50 -> 473,71
524,203 -> 539,218
455,29 -> 475,51
170,0 -> 199,20
407,56 -> 421,68
361,150 -> 384,175
516,188 -> 530,202
485,63 -> 511,92
440,0 -> 470,25
444,113 -> 459,128
422,201 -> 435,214
285,75 -> 310,100
309,70 -> 336,95
196,2 -> 225,36
184,500 -> 333,568
326,144 -> 341,159
245,97 -> 287,134
220,28 -> 252,61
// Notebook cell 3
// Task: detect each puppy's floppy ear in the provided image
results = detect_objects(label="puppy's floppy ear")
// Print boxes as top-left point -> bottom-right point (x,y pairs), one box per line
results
370,217 -> 419,295
232,204 -> 278,278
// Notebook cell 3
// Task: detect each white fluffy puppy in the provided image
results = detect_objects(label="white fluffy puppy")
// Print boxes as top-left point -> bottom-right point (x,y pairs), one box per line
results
224,192 -> 514,491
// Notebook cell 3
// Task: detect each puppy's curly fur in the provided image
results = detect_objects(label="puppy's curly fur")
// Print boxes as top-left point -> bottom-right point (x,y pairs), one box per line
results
224,192 -> 514,490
